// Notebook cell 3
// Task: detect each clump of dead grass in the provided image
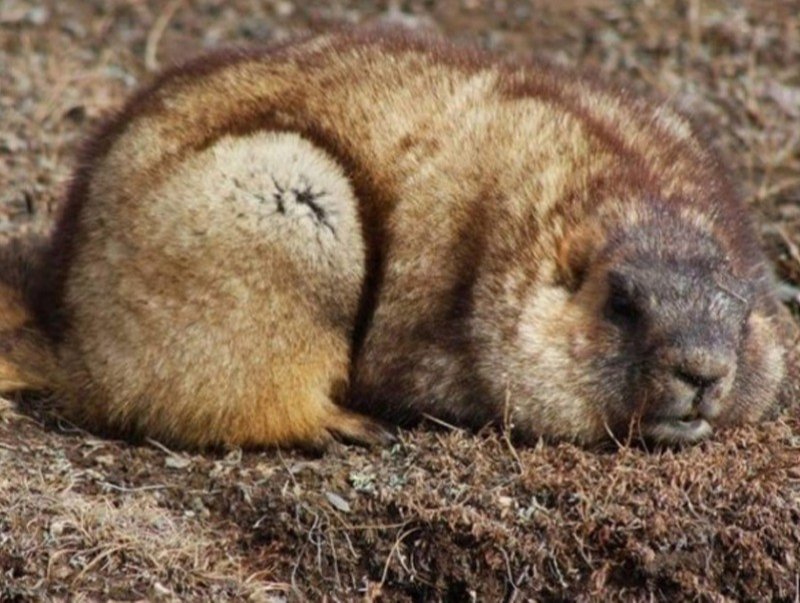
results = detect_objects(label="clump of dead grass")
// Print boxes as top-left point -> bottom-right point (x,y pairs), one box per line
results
241,420 -> 799,600
0,420 -> 290,600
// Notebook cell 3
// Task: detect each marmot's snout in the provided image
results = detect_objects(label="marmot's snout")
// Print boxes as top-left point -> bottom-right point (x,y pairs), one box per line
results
644,344 -> 737,443
664,345 -> 735,418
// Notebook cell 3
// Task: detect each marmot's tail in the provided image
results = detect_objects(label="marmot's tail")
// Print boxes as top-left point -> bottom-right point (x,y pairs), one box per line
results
0,237 -> 58,396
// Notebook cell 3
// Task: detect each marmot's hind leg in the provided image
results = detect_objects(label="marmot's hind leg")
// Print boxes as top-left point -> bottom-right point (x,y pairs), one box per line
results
61,131 -> 388,449
0,239 -> 62,396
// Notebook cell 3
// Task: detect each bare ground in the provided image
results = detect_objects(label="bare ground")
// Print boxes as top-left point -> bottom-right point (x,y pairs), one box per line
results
1,0 -> 799,600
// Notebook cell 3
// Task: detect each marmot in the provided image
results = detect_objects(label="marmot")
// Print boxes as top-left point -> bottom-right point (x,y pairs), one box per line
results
0,29 -> 796,449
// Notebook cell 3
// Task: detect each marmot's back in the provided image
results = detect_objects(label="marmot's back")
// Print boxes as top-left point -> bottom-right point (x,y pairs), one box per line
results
18,30 -> 798,448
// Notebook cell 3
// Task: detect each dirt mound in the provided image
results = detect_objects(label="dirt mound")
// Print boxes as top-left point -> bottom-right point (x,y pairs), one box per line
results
2,399 -> 799,600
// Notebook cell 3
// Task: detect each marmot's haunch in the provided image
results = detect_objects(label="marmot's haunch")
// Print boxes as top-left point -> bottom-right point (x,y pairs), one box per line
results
0,29 -> 797,449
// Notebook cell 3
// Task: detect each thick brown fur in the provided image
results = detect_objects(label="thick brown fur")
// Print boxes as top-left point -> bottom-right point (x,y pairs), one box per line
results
0,238 -> 62,394
1,28 -> 797,449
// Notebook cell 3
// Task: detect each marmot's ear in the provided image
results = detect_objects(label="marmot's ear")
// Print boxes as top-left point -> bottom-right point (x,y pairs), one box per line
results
556,223 -> 601,291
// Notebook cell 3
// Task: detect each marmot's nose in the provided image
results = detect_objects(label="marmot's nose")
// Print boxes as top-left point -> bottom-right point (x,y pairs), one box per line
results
666,347 -> 734,417
674,349 -> 731,383
674,367 -> 722,391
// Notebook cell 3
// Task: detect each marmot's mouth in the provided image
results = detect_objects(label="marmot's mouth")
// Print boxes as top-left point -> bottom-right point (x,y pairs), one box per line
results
643,417 -> 713,444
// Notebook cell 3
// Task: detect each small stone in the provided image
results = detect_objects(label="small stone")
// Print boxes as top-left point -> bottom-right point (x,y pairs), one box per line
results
25,6 -> 49,26
325,491 -> 351,513
165,455 -> 192,469
94,454 -> 116,467
49,518 -> 70,537
274,1 -> 294,17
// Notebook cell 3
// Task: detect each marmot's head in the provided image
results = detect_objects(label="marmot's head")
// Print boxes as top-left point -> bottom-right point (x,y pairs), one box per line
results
485,201 -> 789,446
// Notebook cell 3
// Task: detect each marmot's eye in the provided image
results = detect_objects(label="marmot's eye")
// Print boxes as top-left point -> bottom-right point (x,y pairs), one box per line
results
605,273 -> 640,324
608,292 -> 638,321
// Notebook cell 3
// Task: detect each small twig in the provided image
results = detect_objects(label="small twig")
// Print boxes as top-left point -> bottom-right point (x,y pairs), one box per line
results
327,521 -> 409,532
500,547 -> 520,602
99,482 -> 171,493
777,283 -> 800,304
378,526 -> 418,591
276,448 -> 300,490
549,554 -> 568,589
420,412 -> 466,432
290,513 -> 319,592
602,420 -> 625,450
628,412 -> 650,453
145,0 -> 183,72
502,381 -> 523,473
515,565 -> 531,592
327,527 -> 341,588
715,281 -> 749,308
244,570 -> 290,589
758,175 -> 800,202
145,437 -> 181,456
72,544 -> 128,583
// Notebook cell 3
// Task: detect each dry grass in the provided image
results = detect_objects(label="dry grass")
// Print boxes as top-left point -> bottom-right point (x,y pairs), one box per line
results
1,0 -> 799,599
0,402 -> 290,600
